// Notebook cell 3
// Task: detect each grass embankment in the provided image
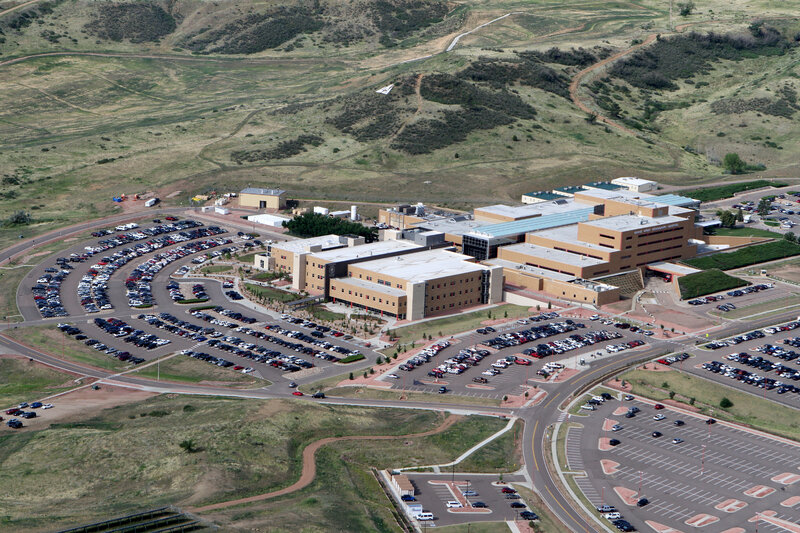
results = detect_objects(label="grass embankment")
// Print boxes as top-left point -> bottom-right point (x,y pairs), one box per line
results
3,326 -> 131,372
708,227 -> 781,238
710,295 -> 800,319
512,484 -> 572,533
0,265 -> 27,322
683,240 -> 800,270
307,305 -> 346,322
390,304 -> 530,345
200,264 -> 233,274
0,396 -> 505,531
244,283 -> 301,303
131,355 -> 268,387
458,420 -> 523,473
324,386 -> 502,407
0,357 -> 78,407
677,269 -> 748,299
681,180 -> 785,202
436,524 -> 510,533
619,369 -> 800,441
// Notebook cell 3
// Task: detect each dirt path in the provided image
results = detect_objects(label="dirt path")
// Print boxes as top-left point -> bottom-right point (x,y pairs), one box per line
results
390,73 -> 424,141
190,413 -> 463,513
0,0 -> 40,19
568,33 -> 657,136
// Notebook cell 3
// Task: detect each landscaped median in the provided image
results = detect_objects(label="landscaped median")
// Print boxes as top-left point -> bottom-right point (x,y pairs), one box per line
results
681,180 -> 785,202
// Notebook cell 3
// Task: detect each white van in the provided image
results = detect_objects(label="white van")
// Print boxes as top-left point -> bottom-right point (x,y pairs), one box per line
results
416,512 -> 435,521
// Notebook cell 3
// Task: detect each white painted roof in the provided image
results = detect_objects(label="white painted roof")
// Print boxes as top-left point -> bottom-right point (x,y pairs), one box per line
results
611,177 -> 657,187
240,187 -> 286,196
502,242 -> 606,267
582,214 -> 685,232
312,240 -> 421,262
333,277 -> 407,297
271,234 -> 343,254
485,258 -> 576,282
476,200 -> 576,219
355,249 -> 487,283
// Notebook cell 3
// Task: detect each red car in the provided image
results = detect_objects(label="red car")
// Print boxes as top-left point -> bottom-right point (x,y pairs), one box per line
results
5,408 -> 21,416
514,358 -> 531,365
501,487 -> 516,494
654,403 -> 665,410
292,391 -> 304,397
165,216 -> 178,221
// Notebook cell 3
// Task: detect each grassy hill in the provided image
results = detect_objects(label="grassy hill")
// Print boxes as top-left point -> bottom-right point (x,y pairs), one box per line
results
1,0 -> 800,249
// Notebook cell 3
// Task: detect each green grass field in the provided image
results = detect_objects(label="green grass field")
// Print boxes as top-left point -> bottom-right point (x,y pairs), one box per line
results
389,304 -> 530,345
683,240 -> 800,270
3,326 -> 132,372
619,368 -> 800,441
709,227 -> 781,238
244,283 -> 302,303
0,396 -> 506,532
677,268 -> 748,299
131,355 -> 268,387
0,357 -> 78,407
457,419 -> 523,473
682,180 -> 786,202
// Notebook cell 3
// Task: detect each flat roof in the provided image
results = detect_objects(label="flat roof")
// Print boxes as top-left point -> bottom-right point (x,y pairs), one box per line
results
529,224 -> 611,252
475,200 -> 577,220
553,185 -> 587,194
355,249 -> 486,283
312,239 -> 421,262
612,176 -> 657,186
271,234 -> 344,254
522,191 -> 562,201
485,258 -> 576,282
654,193 -> 699,207
333,276 -> 407,297
472,207 -> 595,238
414,217 -> 490,236
648,261 -> 702,276
503,242 -> 606,267
240,187 -> 286,196
586,181 -> 623,191
582,214 -> 686,232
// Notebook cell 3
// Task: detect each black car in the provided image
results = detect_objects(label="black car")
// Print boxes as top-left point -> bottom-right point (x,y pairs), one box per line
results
472,502 -> 487,508
706,418 -> 716,425
313,392 -> 325,399
600,392 -> 613,401
6,419 -> 23,429
510,502 -> 526,508
674,420 -> 685,426
613,519 -> 635,532
651,431 -> 662,438
609,439 -> 621,446
520,511 -> 538,520
637,497 -> 649,507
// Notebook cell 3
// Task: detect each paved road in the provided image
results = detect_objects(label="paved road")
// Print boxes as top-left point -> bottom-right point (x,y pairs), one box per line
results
5,217 -> 800,532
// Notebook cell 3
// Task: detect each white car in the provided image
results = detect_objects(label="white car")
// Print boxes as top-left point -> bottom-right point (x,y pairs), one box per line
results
446,501 -> 463,508
611,424 -> 623,431
590,314 -> 600,321
42,403 -> 54,409
580,404 -> 596,411
482,370 -> 496,376
604,512 -> 622,520
386,374 -> 400,379
653,414 -> 666,421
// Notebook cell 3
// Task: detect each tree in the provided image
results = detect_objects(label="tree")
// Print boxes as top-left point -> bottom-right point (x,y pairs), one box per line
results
720,397 -> 733,408
736,208 -> 744,222
677,1 -> 695,16
757,197 -> 772,216
785,232 -> 797,243
179,439 -> 198,453
723,152 -> 746,174
719,210 -> 736,228
3,210 -> 32,227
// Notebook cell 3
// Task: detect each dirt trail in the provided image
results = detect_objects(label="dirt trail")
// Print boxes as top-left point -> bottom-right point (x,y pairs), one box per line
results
0,0 -> 39,19
190,413 -> 462,513
568,33 -> 657,136
391,73 -> 424,141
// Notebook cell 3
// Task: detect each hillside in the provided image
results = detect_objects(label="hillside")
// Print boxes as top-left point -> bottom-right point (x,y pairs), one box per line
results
1,0 -> 800,248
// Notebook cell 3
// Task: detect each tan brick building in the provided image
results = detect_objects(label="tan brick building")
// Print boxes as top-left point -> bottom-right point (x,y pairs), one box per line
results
239,187 -> 287,210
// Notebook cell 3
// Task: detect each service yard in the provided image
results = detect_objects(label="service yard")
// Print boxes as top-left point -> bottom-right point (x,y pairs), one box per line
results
570,395 -> 800,533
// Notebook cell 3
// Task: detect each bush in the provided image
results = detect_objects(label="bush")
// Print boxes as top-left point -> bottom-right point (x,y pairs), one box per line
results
340,354 -> 366,364
85,3 -> 176,43
678,269 -> 748,299
231,135 -> 323,164
609,29 -> 792,90
3,210 -> 33,227
720,397 -> 733,408
678,1 -> 695,16
683,241 -> 800,270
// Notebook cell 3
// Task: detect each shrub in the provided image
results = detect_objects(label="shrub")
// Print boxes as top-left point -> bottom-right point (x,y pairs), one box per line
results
231,135 -> 323,164
3,210 -> 33,227
85,3 -> 176,43
720,397 -> 733,408
283,212 -> 377,241
340,354 -> 367,364
677,269 -> 748,299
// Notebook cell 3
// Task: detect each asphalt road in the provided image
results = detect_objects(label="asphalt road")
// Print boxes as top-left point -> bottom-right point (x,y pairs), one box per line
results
5,215 -> 800,533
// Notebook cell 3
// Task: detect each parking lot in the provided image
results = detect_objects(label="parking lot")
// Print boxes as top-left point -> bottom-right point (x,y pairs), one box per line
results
381,315 -> 650,400
16,217 -> 381,388
673,319 -> 800,409
572,395 -> 800,533
400,473 -> 533,526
